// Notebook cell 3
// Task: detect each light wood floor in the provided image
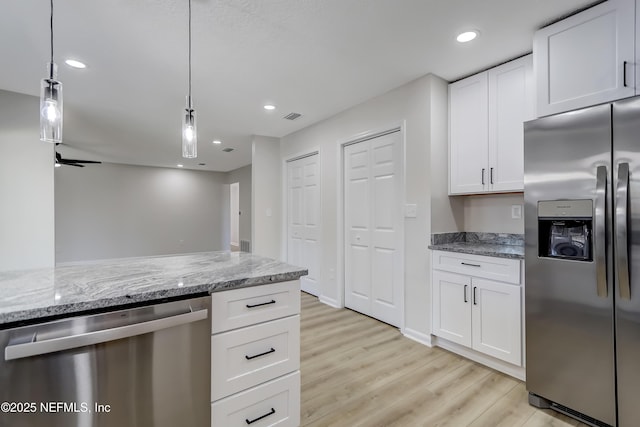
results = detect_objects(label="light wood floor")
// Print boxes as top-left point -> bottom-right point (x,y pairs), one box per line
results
300,292 -> 589,427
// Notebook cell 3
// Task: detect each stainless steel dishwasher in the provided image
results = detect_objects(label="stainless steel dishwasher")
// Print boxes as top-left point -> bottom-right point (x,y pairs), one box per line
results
0,295 -> 211,427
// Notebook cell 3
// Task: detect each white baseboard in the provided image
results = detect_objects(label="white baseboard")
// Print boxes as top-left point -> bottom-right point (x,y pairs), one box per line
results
402,328 -> 433,347
318,295 -> 341,308
432,336 -> 525,381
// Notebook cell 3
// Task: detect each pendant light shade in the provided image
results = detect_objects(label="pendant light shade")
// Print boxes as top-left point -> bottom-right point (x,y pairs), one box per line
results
182,96 -> 197,158
40,0 -> 62,144
40,62 -> 63,143
182,0 -> 197,159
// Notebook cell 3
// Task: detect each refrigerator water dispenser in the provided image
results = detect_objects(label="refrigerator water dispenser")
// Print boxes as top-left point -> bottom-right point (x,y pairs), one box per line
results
537,200 -> 593,261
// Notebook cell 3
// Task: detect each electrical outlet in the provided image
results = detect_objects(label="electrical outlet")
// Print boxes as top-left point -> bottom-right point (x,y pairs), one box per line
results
405,204 -> 417,218
511,205 -> 522,219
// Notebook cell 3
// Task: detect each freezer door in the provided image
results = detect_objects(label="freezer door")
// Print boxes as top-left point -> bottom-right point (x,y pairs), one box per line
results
613,96 -> 640,427
524,103 -> 615,426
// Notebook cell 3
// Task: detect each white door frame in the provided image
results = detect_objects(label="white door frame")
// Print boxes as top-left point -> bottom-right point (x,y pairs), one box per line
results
337,122 -> 406,330
281,148 -> 323,294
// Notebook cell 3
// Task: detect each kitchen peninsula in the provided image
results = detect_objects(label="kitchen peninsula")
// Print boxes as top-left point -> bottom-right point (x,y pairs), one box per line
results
0,251 -> 306,427
0,251 -> 306,326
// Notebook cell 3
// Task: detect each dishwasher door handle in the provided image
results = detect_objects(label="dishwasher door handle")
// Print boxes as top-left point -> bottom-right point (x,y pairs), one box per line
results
5,308 -> 208,361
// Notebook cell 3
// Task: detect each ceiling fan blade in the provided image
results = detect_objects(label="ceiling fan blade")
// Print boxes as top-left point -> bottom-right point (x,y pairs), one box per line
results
60,158 -> 102,164
55,152 -> 62,161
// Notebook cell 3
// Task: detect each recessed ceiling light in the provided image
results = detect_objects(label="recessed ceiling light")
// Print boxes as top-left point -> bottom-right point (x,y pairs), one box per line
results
177,164 -> 184,168
456,31 -> 478,43
264,104 -> 276,110
212,140 -> 222,144
64,59 -> 87,69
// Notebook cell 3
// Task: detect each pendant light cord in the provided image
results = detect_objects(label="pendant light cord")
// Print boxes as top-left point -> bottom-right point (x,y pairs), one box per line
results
188,0 -> 192,105
50,0 -> 54,77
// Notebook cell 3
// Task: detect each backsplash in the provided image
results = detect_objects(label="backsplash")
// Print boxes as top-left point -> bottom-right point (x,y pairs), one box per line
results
431,232 -> 524,246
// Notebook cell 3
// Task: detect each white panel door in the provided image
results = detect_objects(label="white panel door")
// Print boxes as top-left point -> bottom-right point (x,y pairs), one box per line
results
471,278 -> 521,365
488,54 -> 533,193
449,72 -> 489,194
432,270 -> 472,347
534,0 -> 635,117
287,154 -> 320,296
344,131 -> 403,327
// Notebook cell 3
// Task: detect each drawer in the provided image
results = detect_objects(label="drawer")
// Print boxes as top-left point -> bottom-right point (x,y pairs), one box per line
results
212,315 -> 300,401
432,251 -> 521,284
211,371 -> 300,427
211,280 -> 300,333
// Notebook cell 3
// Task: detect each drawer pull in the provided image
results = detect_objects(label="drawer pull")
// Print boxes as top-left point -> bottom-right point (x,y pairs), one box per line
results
245,347 -> 275,360
246,299 -> 276,309
461,262 -> 481,267
246,408 -> 275,425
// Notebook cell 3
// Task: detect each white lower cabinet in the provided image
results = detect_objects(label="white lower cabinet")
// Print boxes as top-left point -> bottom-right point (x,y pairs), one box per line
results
211,281 -> 301,427
212,372 -> 300,427
432,252 -> 523,369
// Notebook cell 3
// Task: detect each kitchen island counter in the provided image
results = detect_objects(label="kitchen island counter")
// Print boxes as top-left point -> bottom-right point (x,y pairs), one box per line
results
0,251 -> 307,328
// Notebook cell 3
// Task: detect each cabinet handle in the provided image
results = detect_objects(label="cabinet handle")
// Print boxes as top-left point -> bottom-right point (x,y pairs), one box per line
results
461,262 -> 481,267
246,408 -> 275,425
245,347 -> 275,360
246,299 -> 276,309
490,167 -> 494,185
473,287 -> 478,305
624,61 -> 628,87
481,168 -> 485,185
464,285 -> 468,303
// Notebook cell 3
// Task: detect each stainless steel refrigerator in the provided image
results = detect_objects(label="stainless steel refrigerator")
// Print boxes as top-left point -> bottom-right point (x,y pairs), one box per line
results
524,96 -> 640,427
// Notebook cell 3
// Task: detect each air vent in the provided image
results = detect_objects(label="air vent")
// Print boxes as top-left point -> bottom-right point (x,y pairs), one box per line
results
222,148 -> 234,153
283,112 -> 302,121
198,163 -> 206,166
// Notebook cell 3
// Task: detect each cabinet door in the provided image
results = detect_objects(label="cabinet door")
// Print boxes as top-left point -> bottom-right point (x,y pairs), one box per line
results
534,0 -> 635,117
471,278 -> 521,366
432,270 -> 472,347
449,72 -> 489,195
488,55 -> 533,192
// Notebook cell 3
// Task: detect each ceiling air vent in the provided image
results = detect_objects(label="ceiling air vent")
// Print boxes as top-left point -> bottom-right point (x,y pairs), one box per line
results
283,112 -> 302,121
222,148 -> 234,153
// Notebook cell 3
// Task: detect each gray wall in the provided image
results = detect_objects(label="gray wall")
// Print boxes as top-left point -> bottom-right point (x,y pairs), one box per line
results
226,164 -> 252,245
0,90 -> 55,271
55,163 -> 229,262
463,193 -> 524,234
251,136 -> 281,259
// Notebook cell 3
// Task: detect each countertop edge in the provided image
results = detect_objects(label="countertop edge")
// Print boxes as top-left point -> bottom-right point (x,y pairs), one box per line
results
0,270 -> 307,329
428,244 -> 524,260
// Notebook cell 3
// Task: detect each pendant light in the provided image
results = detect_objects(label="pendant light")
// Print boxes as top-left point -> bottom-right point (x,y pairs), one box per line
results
40,0 -> 63,143
182,0 -> 197,158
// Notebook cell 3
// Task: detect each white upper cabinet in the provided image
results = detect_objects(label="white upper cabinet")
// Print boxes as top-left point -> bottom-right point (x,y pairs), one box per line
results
488,55 -> 534,192
534,0 -> 635,117
449,55 -> 533,195
449,73 -> 489,195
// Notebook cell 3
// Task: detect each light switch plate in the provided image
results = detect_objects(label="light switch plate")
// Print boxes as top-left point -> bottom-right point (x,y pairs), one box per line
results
405,204 -> 417,218
511,205 -> 522,219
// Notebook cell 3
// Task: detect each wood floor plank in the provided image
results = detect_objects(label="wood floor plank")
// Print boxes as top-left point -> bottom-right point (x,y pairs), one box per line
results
299,292 -> 590,427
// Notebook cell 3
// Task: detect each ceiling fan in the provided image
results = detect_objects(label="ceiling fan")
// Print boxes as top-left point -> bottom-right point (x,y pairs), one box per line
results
55,151 -> 102,168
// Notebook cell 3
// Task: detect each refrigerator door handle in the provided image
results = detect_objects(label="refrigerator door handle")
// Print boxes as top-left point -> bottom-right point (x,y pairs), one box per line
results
616,162 -> 631,300
595,165 -> 608,298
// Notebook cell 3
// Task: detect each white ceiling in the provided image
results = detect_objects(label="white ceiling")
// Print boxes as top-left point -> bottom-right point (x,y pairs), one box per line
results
0,0 -> 599,172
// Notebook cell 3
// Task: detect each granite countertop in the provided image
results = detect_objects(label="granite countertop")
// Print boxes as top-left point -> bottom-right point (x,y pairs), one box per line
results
428,232 -> 524,260
0,251 -> 307,328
